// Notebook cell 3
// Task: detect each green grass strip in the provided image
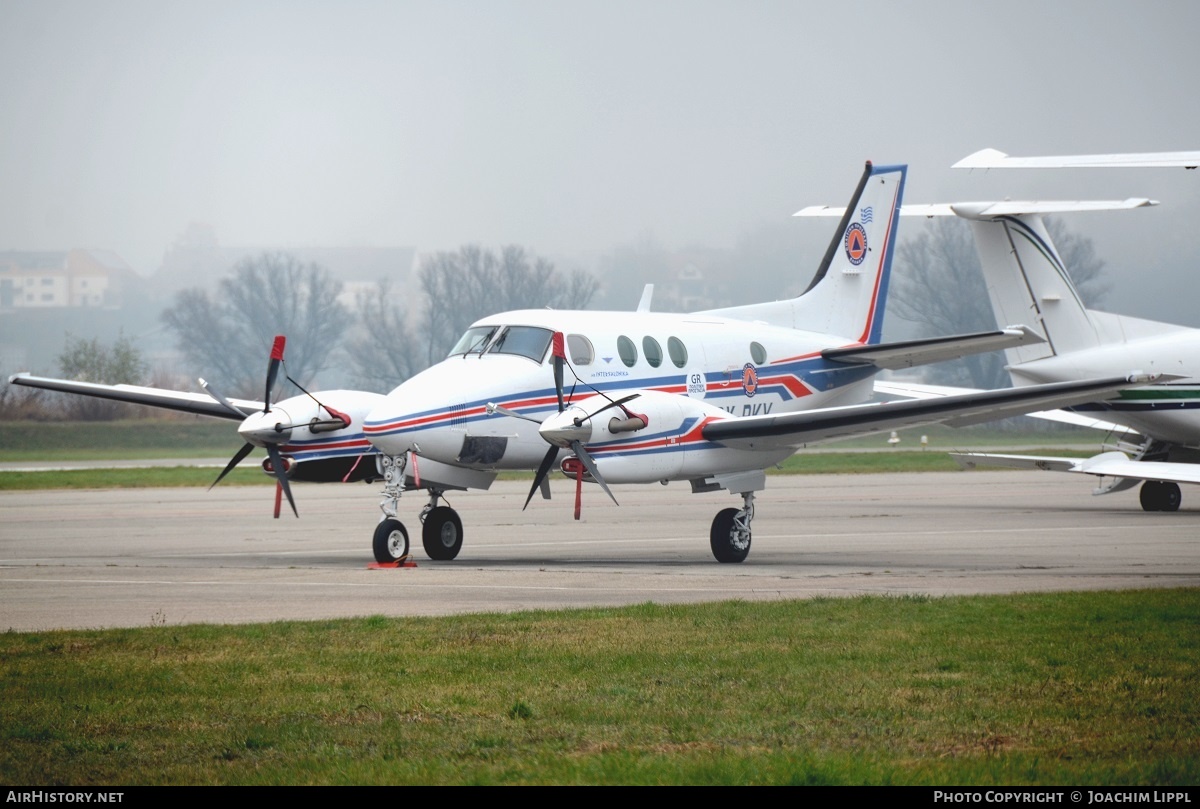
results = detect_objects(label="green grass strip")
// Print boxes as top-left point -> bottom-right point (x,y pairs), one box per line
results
3,451 -> 1098,490
1,589 -> 1196,785
0,467 -> 269,490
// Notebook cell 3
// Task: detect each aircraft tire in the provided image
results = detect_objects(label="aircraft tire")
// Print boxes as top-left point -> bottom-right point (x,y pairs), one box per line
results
423,506 -> 464,561
1142,480 -> 1180,511
373,518 -> 409,563
1162,482 -> 1182,512
1139,482 -> 1160,511
1140,481 -> 1182,512
710,507 -> 750,563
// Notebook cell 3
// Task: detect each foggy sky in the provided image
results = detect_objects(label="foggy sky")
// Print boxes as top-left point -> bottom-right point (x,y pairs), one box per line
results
2,0 -> 1199,323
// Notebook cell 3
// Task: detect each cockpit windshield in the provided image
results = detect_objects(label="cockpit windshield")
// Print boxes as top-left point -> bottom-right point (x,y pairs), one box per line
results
487,326 -> 554,362
447,326 -> 498,357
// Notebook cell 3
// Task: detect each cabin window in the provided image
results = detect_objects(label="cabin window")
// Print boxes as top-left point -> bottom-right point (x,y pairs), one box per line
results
642,336 -> 663,368
617,335 -> 638,367
750,341 -> 767,365
488,326 -> 554,362
447,326 -> 498,357
667,336 -> 688,368
567,334 -> 594,366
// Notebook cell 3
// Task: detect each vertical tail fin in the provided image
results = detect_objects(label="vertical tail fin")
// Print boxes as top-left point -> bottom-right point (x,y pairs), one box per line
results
965,212 -> 1100,363
791,162 -> 906,343
702,161 -> 907,344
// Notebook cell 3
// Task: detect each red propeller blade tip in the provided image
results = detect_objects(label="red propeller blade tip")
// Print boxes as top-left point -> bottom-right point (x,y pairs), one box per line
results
552,332 -> 566,360
270,335 -> 286,361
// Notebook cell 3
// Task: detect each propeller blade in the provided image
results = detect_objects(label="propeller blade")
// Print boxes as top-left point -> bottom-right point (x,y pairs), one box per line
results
486,402 -> 544,424
524,445 -> 560,510
264,335 -> 286,410
265,444 -> 298,518
551,332 -> 566,412
200,378 -> 249,418
209,441 -> 255,489
570,440 -> 618,507
573,393 -> 641,426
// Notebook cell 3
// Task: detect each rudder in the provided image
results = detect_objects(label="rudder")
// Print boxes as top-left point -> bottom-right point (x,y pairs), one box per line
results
967,213 -> 1100,363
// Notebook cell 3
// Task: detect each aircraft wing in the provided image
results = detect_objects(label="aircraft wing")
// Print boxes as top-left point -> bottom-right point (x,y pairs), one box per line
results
952,451 -> 1200,486
797,199 -> 1157,219
873,380 -> 1134,433
823,326 -> 1043,370
953,148 -> 1200,170
7,373 -> 265,420
702,375 -> 1148,450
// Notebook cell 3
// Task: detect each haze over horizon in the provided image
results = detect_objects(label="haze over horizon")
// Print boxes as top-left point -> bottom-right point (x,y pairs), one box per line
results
2,0 -> 1198,324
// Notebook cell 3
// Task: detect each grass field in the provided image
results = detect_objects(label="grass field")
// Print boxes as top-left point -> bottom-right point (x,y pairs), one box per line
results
2,422 -> 1192,786
0,419 -> 1100,490
0,418 -> 1110,462
0,419 -> 240,461
2,589 -> 1196,785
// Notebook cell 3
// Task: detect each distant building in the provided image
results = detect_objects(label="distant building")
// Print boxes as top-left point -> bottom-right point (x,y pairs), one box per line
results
0,249 -> 138,310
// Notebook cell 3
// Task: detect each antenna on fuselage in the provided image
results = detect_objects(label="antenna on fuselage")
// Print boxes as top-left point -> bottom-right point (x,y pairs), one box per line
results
636,284 -> 654,312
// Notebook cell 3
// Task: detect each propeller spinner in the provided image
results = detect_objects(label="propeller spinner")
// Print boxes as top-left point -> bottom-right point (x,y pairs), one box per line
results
511,332 -> 630,520
206,335 -> 298,518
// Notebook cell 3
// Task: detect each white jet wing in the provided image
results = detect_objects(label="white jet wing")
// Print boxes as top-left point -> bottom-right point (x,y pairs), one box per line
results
953,148 -> 1200,170
873,380 -> 1133,433
702,375 -> 1149,450
797,199 -> 1157,219
952,451 -> 1200,487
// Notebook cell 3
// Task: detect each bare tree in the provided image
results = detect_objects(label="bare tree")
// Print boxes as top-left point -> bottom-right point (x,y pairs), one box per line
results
345,245 -> 599,388
162,252 -> 351,398
346,278 -> 425,391
890,217 -> 1107,388
415,245 -> 599,367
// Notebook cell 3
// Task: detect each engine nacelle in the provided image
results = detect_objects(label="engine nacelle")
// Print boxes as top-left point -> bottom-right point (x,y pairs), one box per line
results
555,390 -> 733,484
241,389 -> 386,473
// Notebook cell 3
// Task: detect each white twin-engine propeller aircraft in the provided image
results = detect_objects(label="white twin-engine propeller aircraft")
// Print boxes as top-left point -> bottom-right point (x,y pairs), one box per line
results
9,162 -> 1158,563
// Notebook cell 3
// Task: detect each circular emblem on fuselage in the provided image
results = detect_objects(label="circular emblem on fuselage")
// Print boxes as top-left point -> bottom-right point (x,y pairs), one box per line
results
844,222 -> 868,266
742,363 -> 758,397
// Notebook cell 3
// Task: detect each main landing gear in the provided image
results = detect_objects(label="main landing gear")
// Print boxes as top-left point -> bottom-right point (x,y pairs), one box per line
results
1139,480 -> 1182,512
421,503 -> 463,560
372,454 -> 466,563
710,491 -> 754,563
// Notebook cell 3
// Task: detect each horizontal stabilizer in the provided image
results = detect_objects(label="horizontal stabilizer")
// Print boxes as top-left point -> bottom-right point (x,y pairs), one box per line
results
8,373 -> 265,420
954,148 -> 1200,170
823,327 -> 1043,370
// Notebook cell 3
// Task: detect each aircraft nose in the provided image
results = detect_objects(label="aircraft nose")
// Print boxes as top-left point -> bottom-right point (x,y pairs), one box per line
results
238,408 -> 292,447
363,399 -> 419,455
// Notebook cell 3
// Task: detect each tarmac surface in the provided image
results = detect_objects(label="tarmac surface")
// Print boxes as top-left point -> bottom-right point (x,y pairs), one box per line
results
2,471 -> 1198,631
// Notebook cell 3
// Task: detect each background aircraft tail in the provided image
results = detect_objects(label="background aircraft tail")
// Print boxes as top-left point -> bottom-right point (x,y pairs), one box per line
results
966,212 -> 1100,364
894,198 -> 1157,366
703,161 -> 907,344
